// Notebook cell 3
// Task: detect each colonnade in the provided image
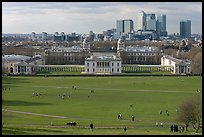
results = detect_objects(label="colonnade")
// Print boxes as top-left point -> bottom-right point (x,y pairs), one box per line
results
122,65 -> 173,72
37,65 -> 85,72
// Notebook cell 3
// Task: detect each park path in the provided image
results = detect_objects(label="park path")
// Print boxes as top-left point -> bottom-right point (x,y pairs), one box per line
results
2,108 -> 176,127
3,84 -> 192,93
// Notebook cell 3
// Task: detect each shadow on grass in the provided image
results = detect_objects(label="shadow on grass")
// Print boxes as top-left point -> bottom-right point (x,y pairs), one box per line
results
2,126 -> 68,135
4,100 -> 52,106
2,77 -> 31,85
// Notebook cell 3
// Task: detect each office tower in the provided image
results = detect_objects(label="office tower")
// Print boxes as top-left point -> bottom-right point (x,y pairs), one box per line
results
61,32 -> 66,41
138,11 -> 146,31
116,20 -> 124,38
31,32 -> 36,41
124,19 -> 134,34
54,32 -> 59,35
42,32 -> 47,41
156,14 -> 167,37
180,20 -> 191,38
116,19 -> 134,39
146,14 -> 156,31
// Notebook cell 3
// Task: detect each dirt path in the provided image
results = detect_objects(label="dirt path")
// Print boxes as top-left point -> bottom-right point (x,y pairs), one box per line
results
3,84 -> 192,93
2,108 -> 175,127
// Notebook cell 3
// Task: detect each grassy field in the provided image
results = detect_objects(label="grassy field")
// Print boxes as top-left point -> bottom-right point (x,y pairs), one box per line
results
2,76 -> 202,135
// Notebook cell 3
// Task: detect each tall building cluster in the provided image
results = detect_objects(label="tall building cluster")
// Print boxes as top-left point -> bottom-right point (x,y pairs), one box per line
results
137,11 -> 167,37
30,11 -> 192,42
116,11 -> 191,40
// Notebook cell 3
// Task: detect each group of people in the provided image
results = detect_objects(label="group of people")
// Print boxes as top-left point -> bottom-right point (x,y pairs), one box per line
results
117,114 -> 123,120
170,124 -> 185,133
32,92 -> 42,97
156,122 -> 164,127
160,109 -> 169,116
117,114 -> 135,121
2,87 -> 10,91
58,93 -> 71,99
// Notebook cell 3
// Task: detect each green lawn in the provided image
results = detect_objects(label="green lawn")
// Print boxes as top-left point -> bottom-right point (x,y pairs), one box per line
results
2,76 -> 202,135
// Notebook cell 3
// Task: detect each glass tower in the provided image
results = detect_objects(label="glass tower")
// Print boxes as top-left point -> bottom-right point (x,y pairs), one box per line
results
180,20 -> 191,38
156,14 -> 167,37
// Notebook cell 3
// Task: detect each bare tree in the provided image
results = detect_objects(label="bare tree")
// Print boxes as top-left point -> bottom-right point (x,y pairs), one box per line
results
192,52 -> 202,74
176,93 -> 202,133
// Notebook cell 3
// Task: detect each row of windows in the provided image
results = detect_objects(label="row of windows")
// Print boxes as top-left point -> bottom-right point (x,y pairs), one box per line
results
128,53 -> 156,56
64,53 -> 80,56
87,68 -> 120,72
87,62 -> 120,67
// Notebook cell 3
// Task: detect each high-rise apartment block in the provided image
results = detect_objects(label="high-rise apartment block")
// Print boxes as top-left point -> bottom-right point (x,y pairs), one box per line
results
180,20 -> 191,38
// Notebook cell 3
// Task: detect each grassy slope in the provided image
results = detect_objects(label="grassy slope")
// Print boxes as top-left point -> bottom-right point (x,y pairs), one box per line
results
2,76 -> 202,134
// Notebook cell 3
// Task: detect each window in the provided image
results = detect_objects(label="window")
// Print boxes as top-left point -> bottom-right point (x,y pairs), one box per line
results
93,68 -> 95,72
87,68 -> 89,72
117,63 -> 119,66
112,63 -> 114,66
11,64 -> 13,66
112,68 -> 114,72
93,63 -> 95,66
117,68 -> 119,72
87,63 -> 89,66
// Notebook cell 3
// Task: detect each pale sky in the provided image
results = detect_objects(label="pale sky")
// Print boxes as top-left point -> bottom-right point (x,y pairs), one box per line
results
2,2 -> 202,34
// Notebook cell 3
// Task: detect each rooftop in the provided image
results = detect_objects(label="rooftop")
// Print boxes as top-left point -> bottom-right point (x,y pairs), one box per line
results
2,55 -> 31,62
164,55 -> 192,64
47,46 -> 83,52
86,55 -> 121,61
125,46 -> 157,52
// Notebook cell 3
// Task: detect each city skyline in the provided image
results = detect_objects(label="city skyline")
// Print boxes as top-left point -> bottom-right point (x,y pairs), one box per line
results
2,2 -> 202,35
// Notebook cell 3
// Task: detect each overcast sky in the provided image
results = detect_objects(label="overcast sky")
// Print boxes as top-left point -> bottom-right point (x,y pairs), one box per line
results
2,2 -> 202,35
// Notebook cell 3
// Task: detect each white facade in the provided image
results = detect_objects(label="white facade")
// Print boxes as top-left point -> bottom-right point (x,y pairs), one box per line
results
2,55 -> 43,75
84,54 -> 122,74
161,55 -> 192,74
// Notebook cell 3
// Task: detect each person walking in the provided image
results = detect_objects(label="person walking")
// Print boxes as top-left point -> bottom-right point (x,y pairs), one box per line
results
90,123 -> 94,131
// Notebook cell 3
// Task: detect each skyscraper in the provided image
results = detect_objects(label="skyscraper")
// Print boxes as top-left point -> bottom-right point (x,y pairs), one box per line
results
156,14 -> 167,37
42,32 -> 47,41
31,32 -> 36,41
116,19 -> 134,39
124,19 -> 134,34
116,20 -> 124,39
180,20 -> 191,38
138,11 -> 146,31
146,14 -> 156,31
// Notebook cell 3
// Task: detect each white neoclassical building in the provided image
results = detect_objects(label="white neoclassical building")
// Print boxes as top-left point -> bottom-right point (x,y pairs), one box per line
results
161,55 -> 192,74
84,52 -> 122,74
2,54 -> 43,75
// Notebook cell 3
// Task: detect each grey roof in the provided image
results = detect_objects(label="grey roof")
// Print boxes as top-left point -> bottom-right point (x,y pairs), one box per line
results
86,55 -> 121,61
2,55 -> 31,62
47,46 -> 83,52
164,55 -> 191,64
25,56 -> 41,63
125,46 -> 157,52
